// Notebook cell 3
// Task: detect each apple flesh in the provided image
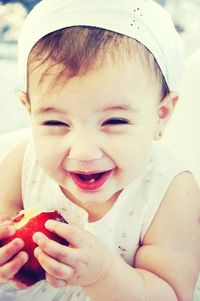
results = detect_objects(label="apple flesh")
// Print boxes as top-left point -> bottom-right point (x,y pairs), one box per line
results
0,209 -> 68,286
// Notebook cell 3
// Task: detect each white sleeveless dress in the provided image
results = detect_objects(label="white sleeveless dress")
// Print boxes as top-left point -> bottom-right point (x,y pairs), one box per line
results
0,140 -> 192,301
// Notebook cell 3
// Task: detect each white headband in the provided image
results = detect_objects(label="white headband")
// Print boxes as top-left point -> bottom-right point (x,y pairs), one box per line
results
18,0 -> 185,91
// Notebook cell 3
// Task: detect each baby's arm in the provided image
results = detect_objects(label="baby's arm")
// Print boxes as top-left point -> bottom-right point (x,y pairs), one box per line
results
0,142 -> 29,286
134,171 -> 200,300
0,141 -> 27,216
33,171 -> 200,301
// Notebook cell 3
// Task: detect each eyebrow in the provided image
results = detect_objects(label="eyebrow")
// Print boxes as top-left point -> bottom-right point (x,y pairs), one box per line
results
34,104 -> 137,115
34,106 -> 65,115
101,104 -> 137,113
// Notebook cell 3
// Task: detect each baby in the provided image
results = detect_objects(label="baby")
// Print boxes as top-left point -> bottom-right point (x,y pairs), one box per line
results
0,0 -> 199,301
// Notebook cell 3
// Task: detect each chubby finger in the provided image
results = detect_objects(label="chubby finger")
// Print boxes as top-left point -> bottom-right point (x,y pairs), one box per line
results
0,225 -> 15,240
33,232 -> 80,267
45,220 -> 86,247
45,273 -> 67,288
0,238 -> 25,265
34,247 -> 74,280
0,251 -> 28,284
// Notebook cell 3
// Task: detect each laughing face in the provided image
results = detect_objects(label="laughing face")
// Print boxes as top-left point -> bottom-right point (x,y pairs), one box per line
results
26,53 -> 162,208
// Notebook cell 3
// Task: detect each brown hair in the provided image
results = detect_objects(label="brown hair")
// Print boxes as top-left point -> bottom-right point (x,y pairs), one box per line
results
28,26 -> 169,98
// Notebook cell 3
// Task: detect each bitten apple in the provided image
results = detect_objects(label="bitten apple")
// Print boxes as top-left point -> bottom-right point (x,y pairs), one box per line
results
0,209 -> 68,286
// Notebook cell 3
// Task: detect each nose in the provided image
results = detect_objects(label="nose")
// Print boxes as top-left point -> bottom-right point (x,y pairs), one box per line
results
66,130 -> 103,162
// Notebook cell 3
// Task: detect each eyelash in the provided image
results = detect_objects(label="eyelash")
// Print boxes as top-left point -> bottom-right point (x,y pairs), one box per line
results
43,120 -> 68,127
42,118 -> 130,128
102,118 -> 130,126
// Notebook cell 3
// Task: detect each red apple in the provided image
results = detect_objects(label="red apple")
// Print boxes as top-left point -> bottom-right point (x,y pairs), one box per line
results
0,209 -> 68,286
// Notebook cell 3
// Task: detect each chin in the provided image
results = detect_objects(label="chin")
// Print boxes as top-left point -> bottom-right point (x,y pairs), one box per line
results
0,208 -> 68,287
75,189 -> 121,205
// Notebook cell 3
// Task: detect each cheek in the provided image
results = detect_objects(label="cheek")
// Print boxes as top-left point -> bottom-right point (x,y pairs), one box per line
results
114,123 -> 156,178
33,134 -> 62,171
113,133 -> 153,177
121,144 -> 151,175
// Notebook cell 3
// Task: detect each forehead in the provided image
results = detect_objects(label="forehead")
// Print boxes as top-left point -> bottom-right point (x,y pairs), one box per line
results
27,35 -> 160,94
28,54 -> 161,116
28,47 -> 158,98
28,52 -> 154,99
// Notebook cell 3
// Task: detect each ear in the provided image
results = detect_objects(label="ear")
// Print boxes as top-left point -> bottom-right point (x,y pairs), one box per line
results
15,90 -> 31,114
154,91 -> 179,140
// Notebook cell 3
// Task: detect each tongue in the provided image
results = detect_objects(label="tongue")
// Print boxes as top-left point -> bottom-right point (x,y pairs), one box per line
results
78,172 -> 104,182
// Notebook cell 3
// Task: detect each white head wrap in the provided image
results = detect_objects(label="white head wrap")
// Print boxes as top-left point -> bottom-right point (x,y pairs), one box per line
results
18,0 -> 184,91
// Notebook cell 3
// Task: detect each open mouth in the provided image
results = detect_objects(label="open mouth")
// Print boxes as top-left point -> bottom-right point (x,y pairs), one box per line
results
69,170 -> 112,191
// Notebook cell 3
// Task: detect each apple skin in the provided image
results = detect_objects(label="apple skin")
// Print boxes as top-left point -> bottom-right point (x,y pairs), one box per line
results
0,210 -> 68,286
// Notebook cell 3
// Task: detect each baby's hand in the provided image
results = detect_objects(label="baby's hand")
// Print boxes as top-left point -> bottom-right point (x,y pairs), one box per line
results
33,220 -> 113,288
0,216 -> 28,288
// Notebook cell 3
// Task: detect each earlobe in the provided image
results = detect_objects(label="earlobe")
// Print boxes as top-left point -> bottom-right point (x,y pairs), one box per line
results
15,90 -> 31,114
154,91 -> 179,140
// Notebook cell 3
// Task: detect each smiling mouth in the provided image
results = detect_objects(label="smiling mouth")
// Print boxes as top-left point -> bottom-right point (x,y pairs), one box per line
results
69,170 -> 112,191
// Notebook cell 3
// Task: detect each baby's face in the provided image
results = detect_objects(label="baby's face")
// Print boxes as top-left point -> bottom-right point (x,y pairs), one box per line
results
28,55 -> 161,205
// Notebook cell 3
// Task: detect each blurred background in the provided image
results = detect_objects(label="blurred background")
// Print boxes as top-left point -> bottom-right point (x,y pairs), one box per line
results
0,0 -> 200,134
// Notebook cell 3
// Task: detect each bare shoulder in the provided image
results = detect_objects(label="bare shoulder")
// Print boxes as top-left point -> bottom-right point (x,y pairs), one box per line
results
135,171 -> 200,300
0,141 -> 29,216
143,171 -> 200,251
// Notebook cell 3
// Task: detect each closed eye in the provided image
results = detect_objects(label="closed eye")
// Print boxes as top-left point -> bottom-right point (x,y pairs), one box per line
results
42,120 -> 69,127
102,118 -> 130,126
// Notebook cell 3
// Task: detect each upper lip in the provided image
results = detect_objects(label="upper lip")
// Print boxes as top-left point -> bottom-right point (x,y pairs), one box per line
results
68,169 -> 112,175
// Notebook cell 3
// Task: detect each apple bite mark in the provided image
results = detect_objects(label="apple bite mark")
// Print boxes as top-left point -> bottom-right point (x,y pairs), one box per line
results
12,208 -> 40,229
0,209 -> 68,286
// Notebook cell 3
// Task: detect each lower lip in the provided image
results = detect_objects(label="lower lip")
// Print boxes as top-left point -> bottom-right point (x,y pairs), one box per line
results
69,170 -> 112,191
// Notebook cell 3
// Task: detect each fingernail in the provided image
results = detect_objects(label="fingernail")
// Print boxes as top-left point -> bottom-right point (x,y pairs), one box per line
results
32,232 -> 43,243
34,247 -> 40,257
45,220 -> 54,229
6,226 -> 16,236
20,252 -> 29,263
